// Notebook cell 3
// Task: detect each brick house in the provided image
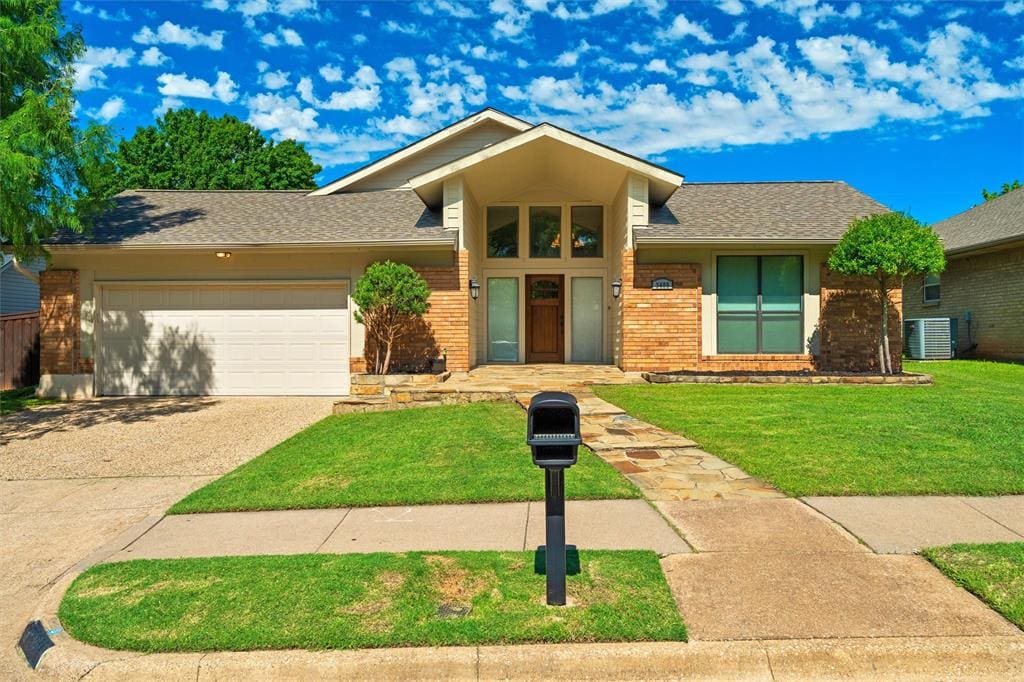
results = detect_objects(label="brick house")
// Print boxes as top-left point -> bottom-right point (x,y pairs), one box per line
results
904,187 -> 1024,362
39,108 -> 899,397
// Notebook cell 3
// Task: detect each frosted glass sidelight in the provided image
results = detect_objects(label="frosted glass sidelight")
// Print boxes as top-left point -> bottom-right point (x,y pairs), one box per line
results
487,278 -> 518,361
571,277 -> 603,362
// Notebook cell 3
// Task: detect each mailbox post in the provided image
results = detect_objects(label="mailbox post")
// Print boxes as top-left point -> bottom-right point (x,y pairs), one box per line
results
527,391 -> 581,606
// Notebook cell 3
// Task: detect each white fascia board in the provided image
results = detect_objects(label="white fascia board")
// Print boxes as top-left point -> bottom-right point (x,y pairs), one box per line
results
309,109 -> 532,196
408,124 -> 684,195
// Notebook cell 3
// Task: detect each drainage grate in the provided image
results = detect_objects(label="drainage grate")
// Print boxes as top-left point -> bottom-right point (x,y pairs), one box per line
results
436,603 -> 471,619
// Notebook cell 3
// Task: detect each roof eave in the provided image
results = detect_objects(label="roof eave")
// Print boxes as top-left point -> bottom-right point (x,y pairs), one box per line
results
633,234 -> 840,246
46,238 -> 457,251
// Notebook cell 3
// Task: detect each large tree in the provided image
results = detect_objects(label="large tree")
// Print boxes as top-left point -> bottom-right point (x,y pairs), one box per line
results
0,0 -> 113,258
827,213 -> 945,375
110,108 -> 321,192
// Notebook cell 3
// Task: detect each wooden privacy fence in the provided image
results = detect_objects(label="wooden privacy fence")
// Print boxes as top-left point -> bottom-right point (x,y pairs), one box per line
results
1,311 -> 40,390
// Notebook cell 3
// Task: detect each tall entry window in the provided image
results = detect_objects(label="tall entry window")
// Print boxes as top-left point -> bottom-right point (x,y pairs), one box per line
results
529,206 -> 562,258
487,206 -> 519,258
487,277 -> 519,361
571,206 -> 603,257
717,255 -> 803,354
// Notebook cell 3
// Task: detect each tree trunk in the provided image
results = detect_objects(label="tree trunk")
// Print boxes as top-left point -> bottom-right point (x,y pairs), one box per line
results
879,277 -> 891,375
381,337 -> 393,375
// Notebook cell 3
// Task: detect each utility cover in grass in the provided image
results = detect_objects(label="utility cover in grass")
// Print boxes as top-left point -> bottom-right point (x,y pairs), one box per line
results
59,551 -> 686,651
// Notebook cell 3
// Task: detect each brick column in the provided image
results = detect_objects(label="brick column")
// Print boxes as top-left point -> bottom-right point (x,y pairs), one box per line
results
619,249 -> 702,372
818,266 -> 903,372
39,270 -> 83,375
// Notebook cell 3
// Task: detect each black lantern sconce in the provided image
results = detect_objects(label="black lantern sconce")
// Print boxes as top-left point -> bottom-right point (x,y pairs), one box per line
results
611,277 -> 622,299
469,277 -> 480,300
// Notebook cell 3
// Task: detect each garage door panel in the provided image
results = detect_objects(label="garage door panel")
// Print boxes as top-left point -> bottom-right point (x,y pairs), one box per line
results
99,284 -> 350,396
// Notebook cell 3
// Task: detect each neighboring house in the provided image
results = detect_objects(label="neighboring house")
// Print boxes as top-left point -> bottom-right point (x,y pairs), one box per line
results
904,188 -> 1024,362
1,255 -> 42,314
39,108 -> 898,398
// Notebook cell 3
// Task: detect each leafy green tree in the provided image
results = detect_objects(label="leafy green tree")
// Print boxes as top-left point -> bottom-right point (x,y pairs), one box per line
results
982,180 -> 1021,201
110,108 -> 321,192
0,0 -> 113,258
352,262 -> 431,375
828,213 -> 945,374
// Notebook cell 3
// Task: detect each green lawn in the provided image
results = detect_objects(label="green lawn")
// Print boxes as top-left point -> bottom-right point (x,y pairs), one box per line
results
924,542 -> 1024,630
59,550 -> 686,651
593,361 -> 1024,496
170,402 -> 637,513
0,386 -> 57,415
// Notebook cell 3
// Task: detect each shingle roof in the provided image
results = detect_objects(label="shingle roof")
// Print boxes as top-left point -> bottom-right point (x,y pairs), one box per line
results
930,187 -> 1024,254
640,181 -> 889,243
49,189 -> 449,246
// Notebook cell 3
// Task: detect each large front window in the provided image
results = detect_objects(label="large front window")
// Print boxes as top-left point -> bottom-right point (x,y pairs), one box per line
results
717,255 -> 803,354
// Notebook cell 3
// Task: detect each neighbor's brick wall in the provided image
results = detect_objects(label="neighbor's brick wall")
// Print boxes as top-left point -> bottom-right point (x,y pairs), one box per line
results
364,251 -> 471,373
619,250 -> 702,372
818,266 -> 903,372
903,245 -> 1024,361
39,270 -> 86,375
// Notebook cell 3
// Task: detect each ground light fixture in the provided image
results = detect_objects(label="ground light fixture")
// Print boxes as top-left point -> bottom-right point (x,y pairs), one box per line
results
215,251 -> 232,259
611,277 -> 622,298
469,277 -> 480,300
526,391 -> 581,606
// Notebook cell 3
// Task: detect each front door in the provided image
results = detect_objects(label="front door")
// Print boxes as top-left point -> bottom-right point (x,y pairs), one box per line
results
526,274 -> 564,363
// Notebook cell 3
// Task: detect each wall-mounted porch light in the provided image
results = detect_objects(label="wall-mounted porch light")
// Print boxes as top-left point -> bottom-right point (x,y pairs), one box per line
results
469,277 -> 480,300
215,251 -> 232,259
611,277 -> 622,299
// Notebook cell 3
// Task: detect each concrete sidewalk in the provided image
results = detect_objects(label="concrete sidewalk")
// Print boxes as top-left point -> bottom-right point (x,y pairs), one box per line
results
804,495 -> 1024,553
107,499 -> 691,562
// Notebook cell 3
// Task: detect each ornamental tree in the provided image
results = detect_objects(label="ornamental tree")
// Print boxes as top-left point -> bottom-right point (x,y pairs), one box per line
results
827,212 -> 945,374
352,261 -> 431,375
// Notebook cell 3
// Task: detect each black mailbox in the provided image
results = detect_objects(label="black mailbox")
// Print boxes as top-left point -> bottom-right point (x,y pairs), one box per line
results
527,391 -> 581,469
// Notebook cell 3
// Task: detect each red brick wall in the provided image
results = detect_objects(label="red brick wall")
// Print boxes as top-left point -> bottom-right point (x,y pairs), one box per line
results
39,270 -> 85,375
619,250 -> 702,372
818,266 -> 903,372
363,251 -> 471,373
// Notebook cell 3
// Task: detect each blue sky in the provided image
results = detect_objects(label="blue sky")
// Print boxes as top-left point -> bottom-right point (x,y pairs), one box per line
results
70,0 -> 1023,223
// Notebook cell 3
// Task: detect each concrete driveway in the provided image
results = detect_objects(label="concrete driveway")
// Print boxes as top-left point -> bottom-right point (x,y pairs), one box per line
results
0,396 -> 332,678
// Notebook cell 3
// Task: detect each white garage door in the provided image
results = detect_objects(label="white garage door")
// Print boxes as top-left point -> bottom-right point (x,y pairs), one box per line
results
97,283 -> 349,396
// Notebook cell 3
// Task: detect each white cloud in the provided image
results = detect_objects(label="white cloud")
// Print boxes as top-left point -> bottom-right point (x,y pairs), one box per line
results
627,42 -> 655,56
261,27 -> 304,47
353,34 -> 368,45
596,56 -> 638,72
554,40 -> 595,68
1003,1 -> 1024,16
384,21 -> 420,36
645,58 -> 676,75
753,0 -> 863,30
495,24 -> 1024,158
876,19 -> 899,31
319,64 -> 344,82
1006,55 -> 1024,70
236,0 -> 317,18
657,12 -> 716,44
202,0 -> 229,10
138,46 -> 168,67
459,43 -> 507,62
262,69 -> 291,89
297,65 -> 381,111
73,46 -> 134,91
72,1 -> 130,21
717,0 -> 746,16
157,71 -> 238,104
89,96 -> 125,122
382,54 -> 487,133
133,21 -> 225,50
415,0 -> 477,18
893,3 -> 922,17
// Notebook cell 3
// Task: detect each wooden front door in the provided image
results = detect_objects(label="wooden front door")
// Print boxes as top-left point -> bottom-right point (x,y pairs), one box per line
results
526,274 -> 564,363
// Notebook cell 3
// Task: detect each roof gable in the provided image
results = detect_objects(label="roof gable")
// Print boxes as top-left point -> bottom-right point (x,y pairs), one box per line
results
407,123 -> 684,207
931,187 -> 1024,254
310,108 -> 531,195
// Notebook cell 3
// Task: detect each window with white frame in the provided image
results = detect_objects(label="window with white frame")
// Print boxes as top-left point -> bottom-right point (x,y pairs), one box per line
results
923,274 -> 940,303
